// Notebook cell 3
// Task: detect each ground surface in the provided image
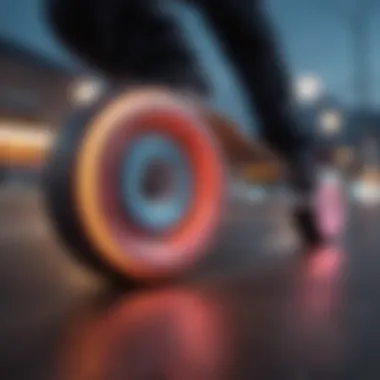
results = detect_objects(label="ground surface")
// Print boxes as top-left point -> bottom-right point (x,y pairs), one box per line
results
0,184 -> 379,379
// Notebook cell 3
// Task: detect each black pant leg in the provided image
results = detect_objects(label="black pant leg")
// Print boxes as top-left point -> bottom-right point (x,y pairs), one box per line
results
45,0 -> 209,93
196,0 -> 324,246
194,0 -> 313,160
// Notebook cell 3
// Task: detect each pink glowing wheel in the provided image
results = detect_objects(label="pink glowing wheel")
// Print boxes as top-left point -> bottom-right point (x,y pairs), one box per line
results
44,87 -> 225,283
314,171 -> 345,240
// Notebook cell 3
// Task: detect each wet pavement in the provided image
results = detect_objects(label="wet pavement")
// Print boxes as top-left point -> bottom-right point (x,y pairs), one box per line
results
0,185 -> 379,379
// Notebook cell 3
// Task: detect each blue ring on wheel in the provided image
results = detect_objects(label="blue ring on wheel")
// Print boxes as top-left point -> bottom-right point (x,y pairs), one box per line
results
119,134 -> 192,233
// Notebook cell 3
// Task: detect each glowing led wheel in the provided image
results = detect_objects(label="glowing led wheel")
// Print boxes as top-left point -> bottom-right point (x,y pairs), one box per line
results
315,170 -> 345,241
44,88 -> 224,282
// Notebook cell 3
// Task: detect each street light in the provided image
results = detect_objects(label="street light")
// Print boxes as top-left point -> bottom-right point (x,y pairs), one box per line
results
319,109 -> 342,135
70,77 -> 105,105
294,75 -> 324,104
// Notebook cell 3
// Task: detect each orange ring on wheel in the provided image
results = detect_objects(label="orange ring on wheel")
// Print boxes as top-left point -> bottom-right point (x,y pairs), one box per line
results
73,88 -> 224,280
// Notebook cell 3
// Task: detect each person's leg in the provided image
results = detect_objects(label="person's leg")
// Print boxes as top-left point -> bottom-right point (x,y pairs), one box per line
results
45,0 -> 208,93
195,0 -> 323,248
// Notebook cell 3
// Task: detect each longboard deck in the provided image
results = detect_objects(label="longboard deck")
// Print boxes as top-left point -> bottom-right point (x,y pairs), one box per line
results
203,109 -> 279,165
202,109 -> 282,183
0,93 -> 282,183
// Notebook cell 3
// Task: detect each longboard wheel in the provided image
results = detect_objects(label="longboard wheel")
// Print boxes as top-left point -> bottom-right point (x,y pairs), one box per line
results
315,171 -> 345,241
44,88 -> 224,282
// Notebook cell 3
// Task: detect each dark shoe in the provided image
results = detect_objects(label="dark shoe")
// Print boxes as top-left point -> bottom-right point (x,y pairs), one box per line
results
293,205 -> 324,251
287,150 -> 326,251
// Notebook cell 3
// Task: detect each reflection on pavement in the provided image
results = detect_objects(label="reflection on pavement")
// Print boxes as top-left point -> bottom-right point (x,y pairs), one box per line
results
51,247 -> 346,380
56,288 -> 229,380
290,246 -> 346,378
0,188 -> 353,380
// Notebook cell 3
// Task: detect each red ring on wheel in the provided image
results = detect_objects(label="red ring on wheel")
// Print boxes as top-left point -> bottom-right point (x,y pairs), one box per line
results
73,88 -> 224,280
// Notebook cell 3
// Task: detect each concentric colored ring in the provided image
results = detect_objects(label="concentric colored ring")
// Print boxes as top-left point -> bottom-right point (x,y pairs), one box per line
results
73,89 -> 224,280
119,134 -> 192,233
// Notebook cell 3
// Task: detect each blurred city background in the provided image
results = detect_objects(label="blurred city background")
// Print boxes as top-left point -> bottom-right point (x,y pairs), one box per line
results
0,0 -> 380,205
1,1 -> 380,379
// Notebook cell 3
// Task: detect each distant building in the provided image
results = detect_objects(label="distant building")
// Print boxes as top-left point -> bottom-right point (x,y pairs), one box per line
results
0,36 -> 78,128
0,36 -> 79,182
296,93 -> 380,177
296,94 -> 345,164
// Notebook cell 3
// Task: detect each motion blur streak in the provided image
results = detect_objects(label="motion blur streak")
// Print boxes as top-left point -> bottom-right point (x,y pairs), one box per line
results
0,128 -> 51,167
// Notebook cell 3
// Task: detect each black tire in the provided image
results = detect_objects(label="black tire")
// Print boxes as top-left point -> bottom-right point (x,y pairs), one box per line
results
42,97 -> 135,285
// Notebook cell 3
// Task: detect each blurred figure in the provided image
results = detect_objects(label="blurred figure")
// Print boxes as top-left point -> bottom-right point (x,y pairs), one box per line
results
45,0 -> 325,251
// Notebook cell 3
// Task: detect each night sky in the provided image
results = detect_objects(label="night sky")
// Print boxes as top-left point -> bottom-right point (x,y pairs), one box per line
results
1,0 -> 379,132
